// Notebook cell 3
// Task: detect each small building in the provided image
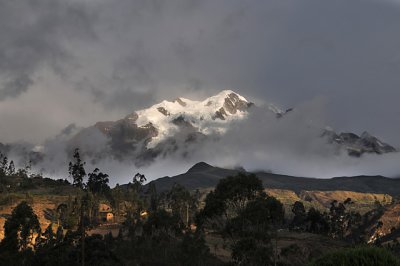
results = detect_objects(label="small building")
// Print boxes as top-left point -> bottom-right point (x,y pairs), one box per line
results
99,203 -> 114,223
140,210 -> 148,218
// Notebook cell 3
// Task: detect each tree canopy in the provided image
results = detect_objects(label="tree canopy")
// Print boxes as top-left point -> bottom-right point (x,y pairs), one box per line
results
1,201 -> 41,251
68,148 -> 86,189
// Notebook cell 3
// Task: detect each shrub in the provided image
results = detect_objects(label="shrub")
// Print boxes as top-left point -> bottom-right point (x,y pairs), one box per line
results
309,246 -> 400,266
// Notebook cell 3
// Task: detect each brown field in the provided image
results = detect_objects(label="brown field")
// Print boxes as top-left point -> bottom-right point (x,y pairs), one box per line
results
299,190 -> 391,208
0,195 -> 69,240
266,189 -> 392,217
374,202 -> 400,236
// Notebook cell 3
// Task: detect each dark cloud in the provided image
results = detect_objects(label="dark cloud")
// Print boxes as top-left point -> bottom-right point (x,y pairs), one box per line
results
0,1 -> 96,101
0,0 -> 400,178
249,0 -> 400,146
0,74 -> 33,100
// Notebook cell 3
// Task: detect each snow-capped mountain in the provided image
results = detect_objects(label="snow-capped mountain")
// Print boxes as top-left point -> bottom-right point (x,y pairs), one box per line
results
33,89 -> 393,167
86,90 -> 255,153
132,90 -> 253,148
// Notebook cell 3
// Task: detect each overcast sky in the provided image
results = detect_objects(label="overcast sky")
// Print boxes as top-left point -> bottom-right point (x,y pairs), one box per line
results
0,0 -> 399,148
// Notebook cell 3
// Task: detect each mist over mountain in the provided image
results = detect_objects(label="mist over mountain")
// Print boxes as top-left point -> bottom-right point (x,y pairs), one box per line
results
67,90 -> 394,164
1,90 -> 398,184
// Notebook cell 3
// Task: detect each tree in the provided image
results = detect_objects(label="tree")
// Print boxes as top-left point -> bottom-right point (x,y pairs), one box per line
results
306,207 -> 329,234
199,173 -> 264,224
35,223 -> 55,249
16,161 -> 32,178
227,196 -> 284,266
231,237 -> 272,266
328,198 -> 362,240
143,209 -> 183,237
198,174 -> 284,265
7,160 -> 15,176
178,232 -> 215,266
1,201 -> 41,251
166,183 -> 197,226
290,201 -> 307,230
87,168 -> 110,196
0,154 -> 8,176
68,148 -> 86,189
146,182 -> 159,212
78,234 -> 122,266
112,184 -> 123,218
57,197 -> 79,229
132,172 -> 146,192
126,173 -> 147,214
56,225 -> 64,244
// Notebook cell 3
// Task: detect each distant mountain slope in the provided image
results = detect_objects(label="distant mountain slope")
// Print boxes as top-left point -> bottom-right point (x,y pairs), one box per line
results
148,162 -> 400,196
322,129 -> 396,156
146,162 -> 240,192
255,172 -> 400,195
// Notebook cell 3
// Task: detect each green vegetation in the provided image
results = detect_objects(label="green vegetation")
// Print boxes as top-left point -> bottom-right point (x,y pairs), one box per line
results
197,173 -> 285,265
310,246 -> 400,266
68,148 -> 86,189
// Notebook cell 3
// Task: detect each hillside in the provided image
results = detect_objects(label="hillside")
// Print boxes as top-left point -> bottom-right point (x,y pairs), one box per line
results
148,162 -> 400,196
266,189 -> 391,214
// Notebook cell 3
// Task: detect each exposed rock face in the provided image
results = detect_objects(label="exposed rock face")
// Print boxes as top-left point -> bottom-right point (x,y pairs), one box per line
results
157,107 -> 170,116
75,111 -> 159,160
174,98 -> 187,107
94,112 -> 157,145
223,92 -> 251,114
359,132 -> 396,154
212,93 -> 252,120
322,129 -> 396,156
213,107 -> 228,120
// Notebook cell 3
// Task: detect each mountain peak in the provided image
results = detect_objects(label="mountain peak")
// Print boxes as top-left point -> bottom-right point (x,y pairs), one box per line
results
206,90 -> 248,104
322,129 -> 397,156
187,162 -> 213,173
361,131 -> 373,139
124,90 -> 253,148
